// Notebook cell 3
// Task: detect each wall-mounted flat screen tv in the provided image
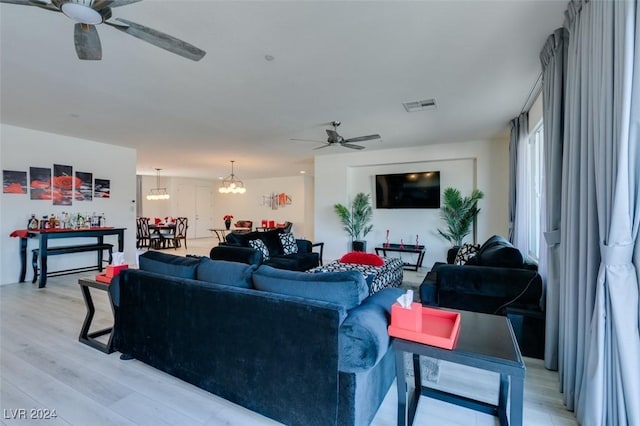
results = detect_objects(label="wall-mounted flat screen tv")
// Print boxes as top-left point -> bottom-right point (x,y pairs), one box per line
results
375,171 -> 441,209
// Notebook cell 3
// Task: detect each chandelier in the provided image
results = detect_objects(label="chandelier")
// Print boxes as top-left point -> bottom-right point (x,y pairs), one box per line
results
219,160 -> 246,194
146,168 -> 170,200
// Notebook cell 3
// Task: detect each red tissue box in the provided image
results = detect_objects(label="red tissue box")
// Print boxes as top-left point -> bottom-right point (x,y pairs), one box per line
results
106,264 -> 128,278
390,302 -> 423,331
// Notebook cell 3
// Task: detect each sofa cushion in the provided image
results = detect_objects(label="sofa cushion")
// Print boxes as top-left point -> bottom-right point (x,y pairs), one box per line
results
338,287 -> 403,372
340,252 -> 385,267
453,243 -> 480,265
249,239 -> 270,261
279,232 -> 298,255
264,252 -> 319,272
138,251 -> 202,279
196,258 -> 257,288
475,235 -> 524,269
252,265 -> 368,311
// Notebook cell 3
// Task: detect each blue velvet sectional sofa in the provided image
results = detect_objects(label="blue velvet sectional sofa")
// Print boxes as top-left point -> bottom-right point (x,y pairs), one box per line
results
111,251 -> 401,426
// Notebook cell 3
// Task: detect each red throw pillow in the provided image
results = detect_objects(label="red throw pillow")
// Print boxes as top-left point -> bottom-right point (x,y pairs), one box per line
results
340,252 -> 385,267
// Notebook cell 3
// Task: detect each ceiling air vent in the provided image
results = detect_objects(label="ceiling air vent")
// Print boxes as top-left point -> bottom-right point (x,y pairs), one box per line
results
402,98 -> 438,113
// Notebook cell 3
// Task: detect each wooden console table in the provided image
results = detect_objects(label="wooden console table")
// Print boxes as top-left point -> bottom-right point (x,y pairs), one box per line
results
375,244 -> 425,271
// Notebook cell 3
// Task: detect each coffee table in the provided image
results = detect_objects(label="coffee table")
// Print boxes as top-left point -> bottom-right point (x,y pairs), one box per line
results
393,310 -> 525,426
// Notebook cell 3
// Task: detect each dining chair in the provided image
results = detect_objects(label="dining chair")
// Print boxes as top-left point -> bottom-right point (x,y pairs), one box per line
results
136,217 -> 162,249
172,217 -> 188,249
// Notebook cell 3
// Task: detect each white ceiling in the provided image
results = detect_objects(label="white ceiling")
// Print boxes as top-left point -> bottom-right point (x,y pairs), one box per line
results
0,0 -> 566,180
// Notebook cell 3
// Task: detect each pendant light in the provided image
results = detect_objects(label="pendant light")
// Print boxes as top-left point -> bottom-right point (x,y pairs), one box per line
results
147,168 -> 170,200
219,160 -> 246,194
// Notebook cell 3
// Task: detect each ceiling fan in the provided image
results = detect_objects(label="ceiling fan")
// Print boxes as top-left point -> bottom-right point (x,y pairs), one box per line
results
0,0 -> 206,61
291,121 -> 381,150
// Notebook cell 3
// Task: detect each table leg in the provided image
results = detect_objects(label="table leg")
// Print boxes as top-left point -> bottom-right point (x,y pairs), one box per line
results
79,284 -> 115,354
509,375 -> 524,426
97,236 -> 104,271
19,237 -> 28,283
395,350 -> 407,426
38,235 -> 48,288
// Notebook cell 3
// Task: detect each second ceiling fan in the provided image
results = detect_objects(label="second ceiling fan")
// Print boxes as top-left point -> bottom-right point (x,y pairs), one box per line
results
292,121 -> 381,150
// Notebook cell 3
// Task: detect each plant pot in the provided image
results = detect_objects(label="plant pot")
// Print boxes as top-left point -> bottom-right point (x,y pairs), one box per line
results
447,246 -> 460,264
224,220 -> 231,230
352,240 -> 367,252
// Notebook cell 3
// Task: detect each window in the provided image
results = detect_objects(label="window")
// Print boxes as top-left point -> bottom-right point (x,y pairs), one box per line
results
527,122 -> 544,260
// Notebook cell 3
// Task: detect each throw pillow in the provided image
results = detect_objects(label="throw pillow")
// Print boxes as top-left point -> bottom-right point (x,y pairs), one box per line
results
340,251 -> 385,267
279,232 -> 298,255
249,239 -> 270,261
454,243 -> 480,265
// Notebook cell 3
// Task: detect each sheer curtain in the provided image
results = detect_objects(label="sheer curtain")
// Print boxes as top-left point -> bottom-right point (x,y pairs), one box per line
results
556,1 -> 640,423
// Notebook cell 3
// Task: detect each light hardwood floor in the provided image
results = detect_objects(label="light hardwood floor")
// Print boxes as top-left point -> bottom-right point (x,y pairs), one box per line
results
0,238 -> 577,425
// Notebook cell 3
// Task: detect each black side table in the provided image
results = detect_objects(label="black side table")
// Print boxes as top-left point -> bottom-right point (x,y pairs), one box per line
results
78,278 -> 115,354
393,310 -> 525,426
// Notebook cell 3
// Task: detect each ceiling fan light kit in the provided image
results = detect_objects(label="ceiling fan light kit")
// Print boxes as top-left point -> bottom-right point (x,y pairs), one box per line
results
219,161 -> 246,194
1,0 -> 206,61
146,168 -> 170,201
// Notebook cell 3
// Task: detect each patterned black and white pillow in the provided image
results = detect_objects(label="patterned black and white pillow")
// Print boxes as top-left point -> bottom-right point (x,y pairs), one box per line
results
454,243 -> 480,265
279,232 -> 298,255
249,239 -> 270,261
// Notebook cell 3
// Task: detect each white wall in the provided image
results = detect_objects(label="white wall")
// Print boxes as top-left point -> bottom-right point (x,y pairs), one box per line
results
211,175 -> 313,239
139,175 -> 217,238
0,124 -> 137,285
315,137 -> 510,267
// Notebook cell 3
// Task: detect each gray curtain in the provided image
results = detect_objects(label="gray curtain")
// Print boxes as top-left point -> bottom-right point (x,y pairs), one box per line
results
508,112 -> 528,244
559,1 -> 640,424
540,28 -> 568,371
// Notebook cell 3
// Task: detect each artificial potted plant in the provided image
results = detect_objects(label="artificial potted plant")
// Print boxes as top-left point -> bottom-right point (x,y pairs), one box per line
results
437,187 -> 484,258
334,192 -> 373,252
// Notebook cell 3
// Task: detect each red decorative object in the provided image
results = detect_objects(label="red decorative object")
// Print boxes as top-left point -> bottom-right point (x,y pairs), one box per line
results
339,251 -> 385,266
106,264 -> 128,278
223,214 -> 234,221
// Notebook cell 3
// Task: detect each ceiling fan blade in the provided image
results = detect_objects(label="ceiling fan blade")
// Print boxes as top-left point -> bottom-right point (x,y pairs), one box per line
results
1,0 -> 58,9
313,144 -> 332,150
74,23 -> 102,60
290,138 -> 325,143
344,134 -> 381,143
0,0 -> 40,5
341,143 -> 366,150
92,0 -> 140,9
105,18 -> 206,61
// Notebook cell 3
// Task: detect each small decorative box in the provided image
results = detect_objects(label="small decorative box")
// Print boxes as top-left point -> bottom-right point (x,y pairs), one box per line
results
390,302 -> 423,331
388,305 -> 462,350
106,264 -> 128,278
